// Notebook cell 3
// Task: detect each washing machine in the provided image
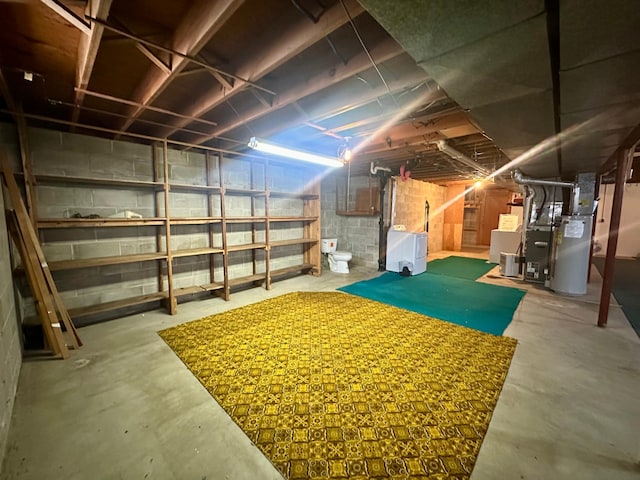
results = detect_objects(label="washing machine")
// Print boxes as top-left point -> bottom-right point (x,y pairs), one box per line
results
386,226 -> 428,275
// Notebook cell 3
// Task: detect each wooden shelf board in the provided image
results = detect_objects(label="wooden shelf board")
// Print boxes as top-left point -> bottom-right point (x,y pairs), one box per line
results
225,216 -> 267,223
224,188 -> 266,196
269,191 -> 319,200
271,263 -> 315,277
170,217 -> 222,225
34,174 -> 163,189
226,243 -> 267,252
48,252 -> 167,271
169,183 -> 221,193
171,247 -> 224,258
269,216 -> 318,222
68,292 -> 168,318
174,282 -> 224,296
270,239 -> 317,247
38,218 -> 165,228
228,273 -> 266,287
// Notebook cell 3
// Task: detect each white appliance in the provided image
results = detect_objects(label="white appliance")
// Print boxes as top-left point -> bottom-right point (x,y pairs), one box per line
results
499,252 -> 519,277
386,226 -> 427,275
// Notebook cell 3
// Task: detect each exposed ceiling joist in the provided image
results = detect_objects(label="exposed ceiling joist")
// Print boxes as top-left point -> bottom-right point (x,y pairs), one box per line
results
115,0 -> 246,133
72,0 -> 114,124
192,37 -> 403,143
40,0 -> 92,35
160,0 -> 365,140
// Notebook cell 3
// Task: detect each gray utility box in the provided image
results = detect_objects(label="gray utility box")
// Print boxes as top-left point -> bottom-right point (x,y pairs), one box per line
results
524,228 -> 552,283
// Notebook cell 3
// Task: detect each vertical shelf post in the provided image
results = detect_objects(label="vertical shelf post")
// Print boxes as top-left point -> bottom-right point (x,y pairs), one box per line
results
162,141 -> 176,314
219,152 -> 230,300
264,159 -> 271,289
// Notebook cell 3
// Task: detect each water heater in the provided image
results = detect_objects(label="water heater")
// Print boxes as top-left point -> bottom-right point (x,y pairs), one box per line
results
549,215 -> 592,295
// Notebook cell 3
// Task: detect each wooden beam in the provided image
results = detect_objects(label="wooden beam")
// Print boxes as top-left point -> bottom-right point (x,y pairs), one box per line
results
597,149 -> 633,327
136,43 -> 172,75
159,0 -> 364,139
112,0 -> 245,133
40,0 -> 92,34
191,37 -> 403,143
72,0 -> 114,124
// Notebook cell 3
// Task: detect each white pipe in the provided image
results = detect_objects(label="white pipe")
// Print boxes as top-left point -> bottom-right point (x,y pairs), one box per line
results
390,177 -> 397,226
370,161 -> 392,175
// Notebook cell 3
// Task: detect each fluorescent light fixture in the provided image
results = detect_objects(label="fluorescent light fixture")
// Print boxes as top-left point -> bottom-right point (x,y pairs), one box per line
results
248,137 -> 344,168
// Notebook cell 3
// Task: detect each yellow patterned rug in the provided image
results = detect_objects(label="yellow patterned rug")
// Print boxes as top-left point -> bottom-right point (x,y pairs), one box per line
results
159,292 -> 517,479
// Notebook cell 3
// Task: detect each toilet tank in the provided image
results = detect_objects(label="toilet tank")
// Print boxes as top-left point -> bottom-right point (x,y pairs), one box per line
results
321,238 -> 337,253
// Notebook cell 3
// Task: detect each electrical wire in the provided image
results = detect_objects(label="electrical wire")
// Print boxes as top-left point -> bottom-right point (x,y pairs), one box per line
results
338,0 -> 399,108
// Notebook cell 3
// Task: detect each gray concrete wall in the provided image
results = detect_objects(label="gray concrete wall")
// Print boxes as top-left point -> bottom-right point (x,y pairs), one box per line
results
321,172 -> 381,269
0,124 -> 313,321
0,184 -> 21,471
322,172 -> 447,269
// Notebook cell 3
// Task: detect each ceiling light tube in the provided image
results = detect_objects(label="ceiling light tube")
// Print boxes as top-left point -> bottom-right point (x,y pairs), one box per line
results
248,137 -> 344,168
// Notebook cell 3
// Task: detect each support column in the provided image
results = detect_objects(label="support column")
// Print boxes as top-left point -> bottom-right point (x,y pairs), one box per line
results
597,149 -> 632,327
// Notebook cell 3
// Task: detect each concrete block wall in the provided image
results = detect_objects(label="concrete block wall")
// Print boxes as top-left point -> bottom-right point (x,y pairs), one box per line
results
322,173 -> 380,269
391,177 -> 446,254
322,173 -> 447,269
0,185 -> 21,470
0,123 -> 316,322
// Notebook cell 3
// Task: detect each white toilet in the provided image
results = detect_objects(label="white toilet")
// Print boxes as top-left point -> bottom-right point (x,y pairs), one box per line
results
321,238 -> 352,273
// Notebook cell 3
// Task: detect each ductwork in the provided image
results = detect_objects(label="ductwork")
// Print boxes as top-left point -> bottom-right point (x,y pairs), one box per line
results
435,140 -> 491,176
512,169 -> 575,188
512,169 -> 579,214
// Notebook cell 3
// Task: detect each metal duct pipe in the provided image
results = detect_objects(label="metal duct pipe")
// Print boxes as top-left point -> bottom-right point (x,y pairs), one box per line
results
435,140 -> 491,176
512,169 -> 578,214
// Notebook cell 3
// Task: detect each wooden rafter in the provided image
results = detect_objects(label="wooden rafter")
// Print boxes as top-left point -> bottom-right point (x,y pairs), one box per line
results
40,0 -> 91,34
159,0 -> 365,140
72,0 -> 114,124
115,0 -> 245,133
191,37 -> 403,143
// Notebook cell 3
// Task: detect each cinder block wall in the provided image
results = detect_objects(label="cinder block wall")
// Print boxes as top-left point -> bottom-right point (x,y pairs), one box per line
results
321,173 -> 381,269
391,177 -> 446,253
322,173 -> 446,269
1,124 -> 310,322
0,184 -> 21,471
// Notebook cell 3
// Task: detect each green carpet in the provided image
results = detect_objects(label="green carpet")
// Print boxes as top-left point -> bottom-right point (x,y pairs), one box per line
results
427,256 -> 497,281
593,257 -> 640,337
338,272 -> 525,336
159,292 -> 517,480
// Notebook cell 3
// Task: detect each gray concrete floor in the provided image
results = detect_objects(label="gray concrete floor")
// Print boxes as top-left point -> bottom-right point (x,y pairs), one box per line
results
2,251 -> 639,479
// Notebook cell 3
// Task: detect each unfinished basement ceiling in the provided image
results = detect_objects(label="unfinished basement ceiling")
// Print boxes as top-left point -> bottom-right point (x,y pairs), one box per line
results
0,0 -> 638,184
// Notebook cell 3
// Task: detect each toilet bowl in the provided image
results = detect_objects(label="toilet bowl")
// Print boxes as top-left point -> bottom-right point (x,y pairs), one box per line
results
321,238 -> 352,273
328,251 -> 352,273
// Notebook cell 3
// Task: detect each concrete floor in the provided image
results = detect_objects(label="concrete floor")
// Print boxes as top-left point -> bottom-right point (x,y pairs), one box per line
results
2,250 -> 639,479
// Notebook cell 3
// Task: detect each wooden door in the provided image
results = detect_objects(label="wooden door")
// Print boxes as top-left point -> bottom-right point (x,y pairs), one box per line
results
478,189 -> 512,245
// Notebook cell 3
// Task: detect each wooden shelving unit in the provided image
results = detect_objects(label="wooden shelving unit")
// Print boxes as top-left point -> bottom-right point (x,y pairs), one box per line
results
19,146 -> 322,320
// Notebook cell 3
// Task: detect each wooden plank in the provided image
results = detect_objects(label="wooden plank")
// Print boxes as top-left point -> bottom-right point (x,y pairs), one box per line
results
1,160 -> 72,357
38,218 -> 165,228
48,252 -> 167,271
228,273 -> 266,287
270,239 -> 317,248
174,282 -> 225,297
225,216 -> 267,223
171,247 -> 224,258
3,160 -> 81,349
169,217 -> 222,225
33,174 -> 163,189
226,243 -> 267,252
162,141 -> 176,314
269,216 -> 318,222
219,155 -> 230,300
68,292 -> 168,318
6,213 -> 60,356
168,183 -> 221,193
271,263 -> 315,278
